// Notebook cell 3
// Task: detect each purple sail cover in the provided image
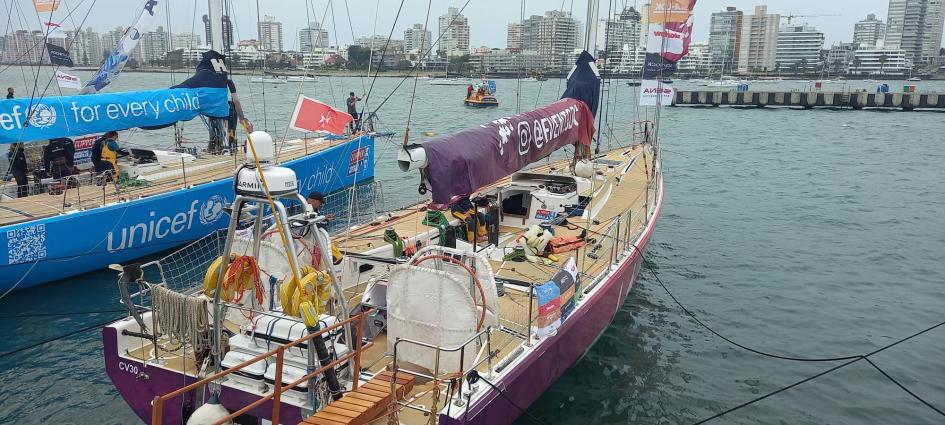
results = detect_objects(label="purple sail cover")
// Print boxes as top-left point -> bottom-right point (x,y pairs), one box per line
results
423,98 -> 595,204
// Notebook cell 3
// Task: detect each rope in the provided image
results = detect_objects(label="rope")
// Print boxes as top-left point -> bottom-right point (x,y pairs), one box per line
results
0,315 -> 123,359
401,0 -> 434,145
151,285 -> 211,352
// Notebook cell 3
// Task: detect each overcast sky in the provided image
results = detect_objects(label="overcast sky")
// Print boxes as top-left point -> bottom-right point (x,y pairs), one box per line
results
5,0 -> 942,49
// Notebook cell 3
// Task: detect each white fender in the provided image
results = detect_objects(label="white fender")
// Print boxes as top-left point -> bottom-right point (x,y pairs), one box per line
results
186,394 -> 233,425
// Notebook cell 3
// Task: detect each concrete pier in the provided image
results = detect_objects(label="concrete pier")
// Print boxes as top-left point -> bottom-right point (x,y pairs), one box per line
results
672,90 -> 945,111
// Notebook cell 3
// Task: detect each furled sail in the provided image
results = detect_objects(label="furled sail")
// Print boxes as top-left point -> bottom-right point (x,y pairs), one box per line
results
0,51 -> 229,144
411,52 -> 600,204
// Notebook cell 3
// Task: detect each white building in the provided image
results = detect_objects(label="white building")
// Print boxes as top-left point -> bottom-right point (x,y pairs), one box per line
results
596,6 -> 641,58
826,42 -> 856,74
853,13 -> 885,48
67,28 -> 103,66
141,26 -> 170,64
885,0 -> 945,64
468,49 -> 553,74
404,23 -> 432,60
678,42 -> 710,74
507,23 -> 523,52
776,24 -> 824,72
301,47 -> 340,68
171,32 -> 202,51
257,15 -> 283,52
437,6 -> 470,57
299,21 -> 329,53
737,5 -> 780,74
708,7 -> 742,71
851,46 -> 912,75
523,11 -> 580,67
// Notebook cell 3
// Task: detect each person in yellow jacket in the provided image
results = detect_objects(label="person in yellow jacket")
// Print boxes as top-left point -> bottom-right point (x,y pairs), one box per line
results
91,131 -> 129,180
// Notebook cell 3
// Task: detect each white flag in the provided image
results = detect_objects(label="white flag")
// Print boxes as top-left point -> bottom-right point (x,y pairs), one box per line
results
639,80 -> 674,107
56,70 -> 82,90
44,21 -> 67,39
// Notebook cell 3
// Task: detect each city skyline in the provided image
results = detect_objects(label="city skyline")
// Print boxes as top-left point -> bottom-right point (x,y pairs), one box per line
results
1,0 -> 942,50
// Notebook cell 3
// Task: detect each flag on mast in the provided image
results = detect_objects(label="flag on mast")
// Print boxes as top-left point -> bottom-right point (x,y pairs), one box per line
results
81,0 -> 159,94
289,95 -> 353,135
33,0 -> 61,13
44,22 -> 67,38
640,0 -> 697,106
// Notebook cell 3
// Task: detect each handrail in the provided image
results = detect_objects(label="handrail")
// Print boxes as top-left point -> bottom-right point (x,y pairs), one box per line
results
150,308 -> 374,425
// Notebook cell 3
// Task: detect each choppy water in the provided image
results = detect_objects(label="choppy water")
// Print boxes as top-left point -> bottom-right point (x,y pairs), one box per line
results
0,70 -> 943,424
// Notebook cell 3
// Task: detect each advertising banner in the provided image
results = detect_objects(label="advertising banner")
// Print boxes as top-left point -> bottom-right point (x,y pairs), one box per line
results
55,70 -> 82,90
0,87 -> 229,144
46,43 -> 73,67
639,80 -> 675,106
33,0 -> 61,13
82,0 -> 159,94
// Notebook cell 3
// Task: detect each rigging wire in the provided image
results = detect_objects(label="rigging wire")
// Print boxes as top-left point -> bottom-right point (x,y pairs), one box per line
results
400,0 -> 434,145
355,0 -> 406,125
0,315 -> 125,359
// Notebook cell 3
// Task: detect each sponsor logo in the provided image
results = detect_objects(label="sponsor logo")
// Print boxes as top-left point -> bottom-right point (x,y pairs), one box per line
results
535,209 -> 557,221
643,87 -> 673,94
347,147 -> 369,176
653,30 -> 682,39
106,200 -> 201,252
199,195 -> 227,225
495,104 -> 580,157
28,104 -> 57,128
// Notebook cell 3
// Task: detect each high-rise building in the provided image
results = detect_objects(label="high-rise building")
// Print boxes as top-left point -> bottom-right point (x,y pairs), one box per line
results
639,3 -> 650,48
507,23 -> 524,52
523,11 -> 580,62
737,5 -> 780,73
596,6 -> 641,57
1,31 -> 41,64
299,21 -> 329,53
404,23 -> 432,59
708,7 -> 743,72
202,14 -> 234,49
776,24 -> 824,72
885,0 -> 945,65
853,13 -> 886,48
171,32 -> 202,51
100,27 -> 143,62
826,42 -> 856,74
257,15 -> 283,52
141,26 -> 170,64
67,28 -> 103,66
437,7 -> 470,57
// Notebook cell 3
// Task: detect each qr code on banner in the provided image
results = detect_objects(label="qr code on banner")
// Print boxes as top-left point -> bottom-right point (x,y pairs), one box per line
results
7,224 -> 47,265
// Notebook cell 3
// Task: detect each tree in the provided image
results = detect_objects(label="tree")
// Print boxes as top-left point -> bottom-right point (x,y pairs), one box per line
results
851,57 -> 862,74
394,59 -> 413,70
878,53 -> 888,76
448,54 -> 470,75
347,45 -> 371,69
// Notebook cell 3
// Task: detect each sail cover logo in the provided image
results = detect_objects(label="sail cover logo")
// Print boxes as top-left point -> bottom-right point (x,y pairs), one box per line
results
199,195 -> 227,225
28,104 -> 57,128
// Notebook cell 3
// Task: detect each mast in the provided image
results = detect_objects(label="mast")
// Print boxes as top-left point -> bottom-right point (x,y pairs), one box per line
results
207,0 -> 225,52
584,0 -> 600,54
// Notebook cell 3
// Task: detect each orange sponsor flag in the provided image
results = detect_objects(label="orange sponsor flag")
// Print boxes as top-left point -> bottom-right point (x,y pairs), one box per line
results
33,0 -> 61,13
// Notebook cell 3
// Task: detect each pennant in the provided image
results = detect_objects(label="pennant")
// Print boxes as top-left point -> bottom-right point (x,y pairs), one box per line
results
44,21 -> 67,39
33,0 -> 61,13
289,95 -> 353,135
81,0 -> 159,94
55,70 -> 81,89
46,43 -> 74,67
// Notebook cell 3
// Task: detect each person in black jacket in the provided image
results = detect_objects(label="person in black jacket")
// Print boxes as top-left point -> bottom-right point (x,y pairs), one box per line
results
6,143 -> 28,198
5,87 -> 13,99
43,138 -> 76,179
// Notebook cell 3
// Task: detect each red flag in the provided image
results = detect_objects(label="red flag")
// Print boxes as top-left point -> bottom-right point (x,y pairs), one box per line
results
289,95 -> 353,135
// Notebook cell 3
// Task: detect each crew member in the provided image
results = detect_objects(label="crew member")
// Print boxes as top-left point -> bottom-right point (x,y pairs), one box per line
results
307,191 -> 334,225
6,143 -> 28,197
5,87 -> 13,99
466,84 -> 474,99
226,100 -> 238,151
43,137 -> 76,180
346,92 -> 362,134
91,131 -> 129,180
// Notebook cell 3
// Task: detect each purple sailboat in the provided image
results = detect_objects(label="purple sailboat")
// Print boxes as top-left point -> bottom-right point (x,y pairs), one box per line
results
102,1 -> 697,424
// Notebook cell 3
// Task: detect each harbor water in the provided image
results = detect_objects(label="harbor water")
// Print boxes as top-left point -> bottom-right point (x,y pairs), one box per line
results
0,72 -> 942,424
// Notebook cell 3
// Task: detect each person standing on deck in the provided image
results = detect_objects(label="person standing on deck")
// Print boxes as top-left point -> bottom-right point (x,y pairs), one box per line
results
346,92 -> 362,134
91,131 -> 129,181
6,143 -> 28,198
466,84 -> 474,99
5,88 -> 13,99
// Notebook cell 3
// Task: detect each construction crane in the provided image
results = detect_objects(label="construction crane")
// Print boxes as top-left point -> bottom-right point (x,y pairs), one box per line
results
781,13 -> 841,26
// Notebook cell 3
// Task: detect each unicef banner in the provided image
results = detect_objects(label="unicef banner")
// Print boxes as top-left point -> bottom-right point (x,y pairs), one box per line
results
0,135 -> 374,291
0,87 -> 229,144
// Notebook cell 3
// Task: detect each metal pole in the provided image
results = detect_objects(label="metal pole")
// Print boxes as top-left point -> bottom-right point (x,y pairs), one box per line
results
272,347 -> 284,424
211,196 -> 245,373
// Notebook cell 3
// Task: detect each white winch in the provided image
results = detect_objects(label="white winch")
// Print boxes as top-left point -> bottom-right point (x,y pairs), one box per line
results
235,131 -> 299,196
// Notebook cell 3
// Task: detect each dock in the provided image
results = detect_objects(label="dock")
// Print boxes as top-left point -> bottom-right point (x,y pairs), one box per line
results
672,90 -> 945,111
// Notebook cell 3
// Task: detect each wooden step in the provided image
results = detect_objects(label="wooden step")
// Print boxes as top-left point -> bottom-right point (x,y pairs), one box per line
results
301,371 -> 416,425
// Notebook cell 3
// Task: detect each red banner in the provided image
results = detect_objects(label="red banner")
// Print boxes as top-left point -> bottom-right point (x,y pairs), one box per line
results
288,95 -> 352,135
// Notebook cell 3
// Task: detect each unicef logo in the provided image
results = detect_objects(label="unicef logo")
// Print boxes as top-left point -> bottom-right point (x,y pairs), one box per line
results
28,104 -> 57,128
199,195 -> 228,225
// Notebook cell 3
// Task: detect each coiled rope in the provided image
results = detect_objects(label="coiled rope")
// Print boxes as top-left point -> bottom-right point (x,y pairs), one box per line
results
151,285 -> 211,353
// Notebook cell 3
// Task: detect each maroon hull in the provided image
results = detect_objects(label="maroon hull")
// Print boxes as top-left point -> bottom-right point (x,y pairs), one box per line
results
444,181 -> 663,425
